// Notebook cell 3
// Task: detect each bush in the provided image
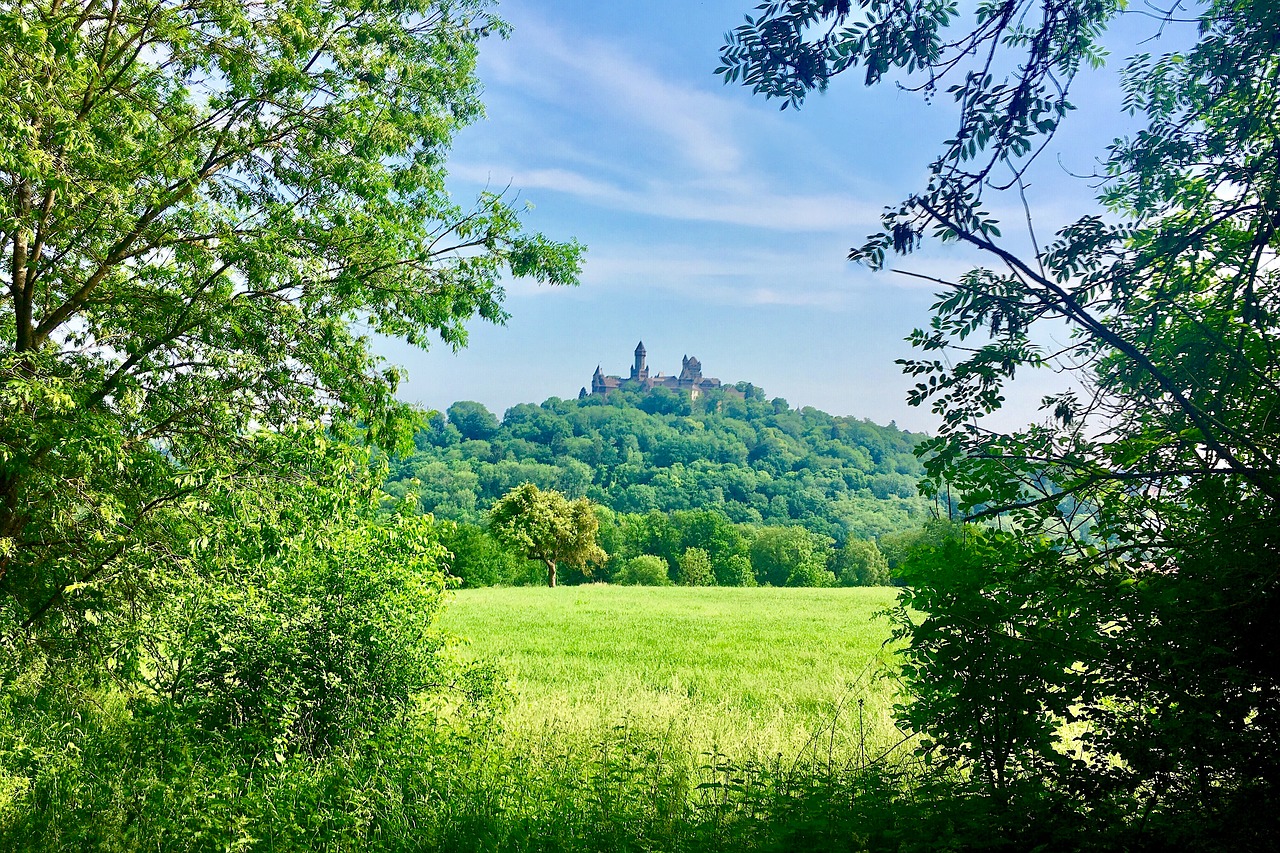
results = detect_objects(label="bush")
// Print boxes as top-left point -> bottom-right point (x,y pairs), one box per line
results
613,555 -> 672,586
678,547 -> 714,586
153,500 -> 454,755
833,539 -> 891,586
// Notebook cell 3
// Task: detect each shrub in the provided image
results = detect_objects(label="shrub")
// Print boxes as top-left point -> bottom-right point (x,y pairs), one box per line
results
613,555 -> 672,586
678,547 -> 714,586
153,501 -> 454,755
833,539 -> 891,586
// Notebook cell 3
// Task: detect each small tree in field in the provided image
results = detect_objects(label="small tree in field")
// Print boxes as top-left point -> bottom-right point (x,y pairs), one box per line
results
678,547 -> 714,586
488,484 -> 604,587
613,555 -> 672,586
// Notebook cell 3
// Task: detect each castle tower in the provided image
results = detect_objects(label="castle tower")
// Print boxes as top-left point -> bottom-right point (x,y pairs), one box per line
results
592,365 -> 606,394
630,341 -> 648,380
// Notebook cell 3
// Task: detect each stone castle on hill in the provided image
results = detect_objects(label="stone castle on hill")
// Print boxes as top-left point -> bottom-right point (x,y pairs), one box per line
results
582,342 -> 742,400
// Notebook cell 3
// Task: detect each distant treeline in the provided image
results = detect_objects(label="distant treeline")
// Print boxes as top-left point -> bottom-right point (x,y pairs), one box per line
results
437,507 -> 952,588
385,385 -> 933,545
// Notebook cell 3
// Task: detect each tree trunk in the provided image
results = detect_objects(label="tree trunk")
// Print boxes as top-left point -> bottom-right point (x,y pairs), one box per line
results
545,560 -> 557,588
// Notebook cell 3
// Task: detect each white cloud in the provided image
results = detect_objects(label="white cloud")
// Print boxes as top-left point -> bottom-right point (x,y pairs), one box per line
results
482,16 -> 746,176
576,241 -> 869,309
452,161 -> 878,232
453,14 -> 884,234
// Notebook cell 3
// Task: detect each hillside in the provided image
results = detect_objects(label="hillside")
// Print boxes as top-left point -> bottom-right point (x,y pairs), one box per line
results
385,384 -> 931,544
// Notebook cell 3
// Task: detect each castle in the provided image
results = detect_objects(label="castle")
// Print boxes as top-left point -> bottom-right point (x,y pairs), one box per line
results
582,342 -> 740,400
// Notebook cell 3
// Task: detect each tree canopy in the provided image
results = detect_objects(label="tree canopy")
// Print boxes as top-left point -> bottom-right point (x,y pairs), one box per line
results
386,388 -> 931,543
488,483 -> 605,588
724,0 -> 1280,839
1,0 -> 580,656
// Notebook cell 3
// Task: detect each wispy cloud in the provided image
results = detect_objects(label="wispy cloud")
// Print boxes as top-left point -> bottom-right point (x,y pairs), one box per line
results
562,241 -> 871,309
452,13 -> 883,234
452,162 -> 876,232
481,16 -> 746,177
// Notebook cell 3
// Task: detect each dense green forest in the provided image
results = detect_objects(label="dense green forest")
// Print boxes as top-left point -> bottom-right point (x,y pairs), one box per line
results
386,388 -> 930,538
381,387 -> 928,586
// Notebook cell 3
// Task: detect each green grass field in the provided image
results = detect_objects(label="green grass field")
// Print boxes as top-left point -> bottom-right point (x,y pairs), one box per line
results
440,585 -> 905,763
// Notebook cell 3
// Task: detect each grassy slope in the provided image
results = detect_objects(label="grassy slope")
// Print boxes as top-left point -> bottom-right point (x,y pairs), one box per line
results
441,585 -> 904,762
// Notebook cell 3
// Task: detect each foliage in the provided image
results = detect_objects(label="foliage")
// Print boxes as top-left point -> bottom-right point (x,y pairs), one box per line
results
886,526 -> 1097,789
0,458 -> 506,850
678,547 -> 715,586
0,0 -> 580,670
722,0 -> 1280,833
149,490 -> 458,757
385,387 -> 930,543
0,1 -> 591,847
720,554 -> 758,588
489,484 -> 606,587
613,554 -> 673,587
439,522 -> 540,587
448,401 -> 501,442
749,526 -> 835,587
831,538 -> 890,587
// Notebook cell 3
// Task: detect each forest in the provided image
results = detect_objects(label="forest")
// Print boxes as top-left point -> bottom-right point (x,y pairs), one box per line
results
3,0 -> 1278,850
383,388 -> 929,586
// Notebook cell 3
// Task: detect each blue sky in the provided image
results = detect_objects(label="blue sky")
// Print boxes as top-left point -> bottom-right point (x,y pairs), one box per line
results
378,0 -> 1179,432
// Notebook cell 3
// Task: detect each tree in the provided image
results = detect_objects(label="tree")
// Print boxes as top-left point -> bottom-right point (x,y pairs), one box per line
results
678,547 -> 714,586
831,538 -> 890,586
723,0 -> 1280,837
439,522 -> 522,587
720,553 -> 758,588
749,526 -> 834,587
1,0 -> 581,660
488,484 -> 605,587
613,554 -> 672,587
447,401 -> 500,441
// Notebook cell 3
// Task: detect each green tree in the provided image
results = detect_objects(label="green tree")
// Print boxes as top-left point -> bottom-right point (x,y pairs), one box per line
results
447,401 -> 500,441
831,538 -> 890,586
723,0 -> 1280,834
1,0 -> 580,661
720,553 -> 758,588
612,554 -> 672,587
749,526 -> 834,587
638,387 -> 692,417
488,484 -> 605,587
677,547 -> 714,586
671,508 -> 748,571
623,511 -> 681,570
438,522 -> 523,587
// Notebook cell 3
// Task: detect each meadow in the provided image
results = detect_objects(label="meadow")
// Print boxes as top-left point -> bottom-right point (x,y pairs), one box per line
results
440,585 -> 906,766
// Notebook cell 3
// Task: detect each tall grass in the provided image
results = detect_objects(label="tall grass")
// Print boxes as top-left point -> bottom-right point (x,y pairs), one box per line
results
440,585 -> 906,767
4,586 -> 933,852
